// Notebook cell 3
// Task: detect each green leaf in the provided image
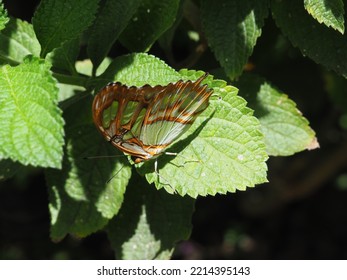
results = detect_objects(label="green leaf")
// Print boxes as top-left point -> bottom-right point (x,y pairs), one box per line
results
45,95 -> 132,240
272,0 -> 347,78
304,0 -> 345,34
93,54 -> 268,197
46,38 -> 80,74
94,53 -> 181,89
87,0 -> 142,70
138,69 -> 268,197
0,56 -> 64,168
33,0 -> 99,57
0,18 -> 41,65
107,176 -> 194,259
201,0 -> 269,79
0,1 -> 9,31
119,0 -> 180,52
235,74 -> 319,156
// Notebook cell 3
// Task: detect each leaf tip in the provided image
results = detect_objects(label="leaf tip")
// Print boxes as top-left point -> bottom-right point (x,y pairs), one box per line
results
306,137 -> 320,151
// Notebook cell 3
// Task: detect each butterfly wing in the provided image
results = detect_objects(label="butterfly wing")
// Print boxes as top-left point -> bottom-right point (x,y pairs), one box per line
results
140,74 -> 213,149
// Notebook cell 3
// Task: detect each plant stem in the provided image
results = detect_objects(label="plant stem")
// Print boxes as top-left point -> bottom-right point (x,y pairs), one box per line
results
52,72 -> 89,88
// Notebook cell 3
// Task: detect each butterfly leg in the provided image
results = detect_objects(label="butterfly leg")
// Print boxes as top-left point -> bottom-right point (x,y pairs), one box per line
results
164,151 -> 201,167
154,159 -> 176,194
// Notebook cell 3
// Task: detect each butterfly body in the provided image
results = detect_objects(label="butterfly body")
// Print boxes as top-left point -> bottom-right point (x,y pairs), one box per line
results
92,74 -> 213,163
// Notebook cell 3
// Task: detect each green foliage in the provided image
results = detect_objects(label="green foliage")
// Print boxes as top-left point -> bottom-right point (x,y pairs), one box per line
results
0,18 -> 40,65
33,0 -> 99,57
119,0 -> 180,52
0,56 -> 64,168
304,0 -> 345,34
87,0 -> 142,70
107,178 -> 194,259
272,0 -> 347,78
96,53 -> 181,87
47,38 -> 80,75
236,74 -> 318,156
1,0 -> 331,259
45,96 -> 131,240
201,0 -> 269,79
0,1 -> 9,31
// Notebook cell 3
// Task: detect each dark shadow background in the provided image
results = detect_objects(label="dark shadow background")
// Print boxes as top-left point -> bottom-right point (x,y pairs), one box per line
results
1,0 -> 347,259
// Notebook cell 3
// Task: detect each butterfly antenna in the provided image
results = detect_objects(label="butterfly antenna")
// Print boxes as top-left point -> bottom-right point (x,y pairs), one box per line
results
164,151 -> 202,167
106,165 -> 125,184
83,154 -> 128,184
83,154 -> 126,160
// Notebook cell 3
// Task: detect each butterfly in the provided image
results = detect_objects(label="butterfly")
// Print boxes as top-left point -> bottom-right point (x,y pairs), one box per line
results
92,74 -> 213,166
